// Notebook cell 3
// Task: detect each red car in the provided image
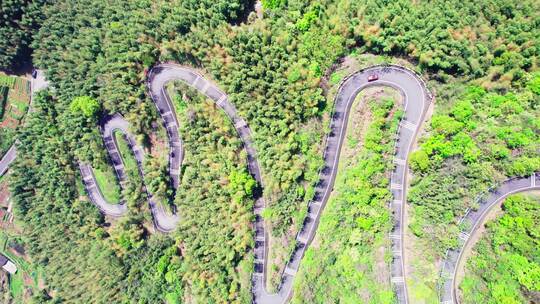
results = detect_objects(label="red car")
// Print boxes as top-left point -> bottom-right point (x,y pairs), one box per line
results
367,74 -> 378,82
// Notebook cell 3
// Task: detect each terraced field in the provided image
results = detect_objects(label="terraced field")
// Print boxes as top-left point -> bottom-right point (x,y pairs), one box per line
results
0,73 -> 30,157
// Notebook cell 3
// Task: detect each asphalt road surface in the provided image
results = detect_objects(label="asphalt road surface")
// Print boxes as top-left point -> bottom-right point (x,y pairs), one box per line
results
31,70 -> 48,102
2,64 -> 431,303
0,146 -> 17,177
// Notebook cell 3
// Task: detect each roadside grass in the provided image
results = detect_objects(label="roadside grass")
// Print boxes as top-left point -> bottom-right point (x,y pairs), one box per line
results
410,280 -> 439,304
407,227 -> 441,304
408,260 -> 440,304
329,70 -> 347,85
93,166 -> 121,203
171,89 -> 188,115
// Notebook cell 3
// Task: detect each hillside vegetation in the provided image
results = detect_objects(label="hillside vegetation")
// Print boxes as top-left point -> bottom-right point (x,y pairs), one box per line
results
406,72 -> 540,301
460,194 -> 540,303
0,0 -> 538,302
0,0 -> 48,71
409,77 -> 540,253
292,89 -> 400,303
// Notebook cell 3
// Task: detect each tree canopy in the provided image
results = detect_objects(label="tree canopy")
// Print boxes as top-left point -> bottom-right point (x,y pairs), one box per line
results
0,0 -> 538,302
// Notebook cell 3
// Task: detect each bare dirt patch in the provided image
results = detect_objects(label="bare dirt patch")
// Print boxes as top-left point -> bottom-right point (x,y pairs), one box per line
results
375,244 -> 389,285
341,87 -> 401,167
0,117 -> 18,129
148,131 -> 168,161
0,180 -> 10,207
403,204 -> 441,303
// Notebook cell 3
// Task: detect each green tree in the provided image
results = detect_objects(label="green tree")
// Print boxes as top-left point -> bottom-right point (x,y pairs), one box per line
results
70,96 -> 100,118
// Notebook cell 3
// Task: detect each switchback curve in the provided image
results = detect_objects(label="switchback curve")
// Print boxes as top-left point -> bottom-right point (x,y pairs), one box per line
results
439,173 -> 540,304
79,63 -> 264,233
252,65 -> 432,304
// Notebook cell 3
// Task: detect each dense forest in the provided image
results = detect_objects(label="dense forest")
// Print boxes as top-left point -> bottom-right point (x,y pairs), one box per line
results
167,81 -> 255,301
460,194 -> 540,303
0,0 -> 49,71
0,0 -> 538,302
10,90 -> 179,303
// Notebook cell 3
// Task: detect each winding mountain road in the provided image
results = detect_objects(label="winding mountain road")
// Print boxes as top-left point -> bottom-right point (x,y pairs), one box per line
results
250,65 -> 432,304
2,63 -> 536,304
79,64 -> 264,232
74,63 -> 431,302
3,64 -> 432,303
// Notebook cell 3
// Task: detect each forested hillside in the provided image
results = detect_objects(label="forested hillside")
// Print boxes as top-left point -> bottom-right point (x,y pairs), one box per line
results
11,91 -> 180,303
409,75 -> 540,250
0,0 -> 538,302
406,65 -> 540,302
10,1 -> 260,302
460,194 -> 540,303
0,0 -> 48,71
